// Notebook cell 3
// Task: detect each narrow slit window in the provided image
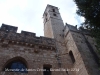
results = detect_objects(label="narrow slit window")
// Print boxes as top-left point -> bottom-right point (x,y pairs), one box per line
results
52,9 -> 55,12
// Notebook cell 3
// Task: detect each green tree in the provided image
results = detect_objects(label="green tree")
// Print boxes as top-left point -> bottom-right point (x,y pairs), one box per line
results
74,0 -> 100,54
74,0 -> 100,28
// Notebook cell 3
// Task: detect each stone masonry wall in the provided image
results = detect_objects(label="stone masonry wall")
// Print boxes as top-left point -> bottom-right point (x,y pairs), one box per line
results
64,23 -> 100,75
64,31 -> 89,75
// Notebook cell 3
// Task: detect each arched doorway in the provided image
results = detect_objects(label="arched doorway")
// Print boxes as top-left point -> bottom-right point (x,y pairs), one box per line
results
2,56 -> 28,73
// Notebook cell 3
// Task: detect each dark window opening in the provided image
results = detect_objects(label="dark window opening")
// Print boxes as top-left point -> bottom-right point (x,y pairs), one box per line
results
43,65 -> 52,75
66,71 -> 69,75
53,14 -> 57,16
69,51 -> 75,63
3,60 -> 28,73
52,9 -> 55,12
46,18 -> 47,22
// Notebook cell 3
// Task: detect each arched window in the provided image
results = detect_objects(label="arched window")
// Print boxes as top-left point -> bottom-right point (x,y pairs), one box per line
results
69,51 -> 75,63
3,57 -> 28,73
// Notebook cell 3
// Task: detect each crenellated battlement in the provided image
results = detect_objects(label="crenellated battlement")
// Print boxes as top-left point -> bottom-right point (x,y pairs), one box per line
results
1,24 -> 18,32
0,24 -> 56,50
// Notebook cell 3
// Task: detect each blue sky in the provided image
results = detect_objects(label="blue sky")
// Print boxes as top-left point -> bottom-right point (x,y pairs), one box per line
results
0,0 -> 84,36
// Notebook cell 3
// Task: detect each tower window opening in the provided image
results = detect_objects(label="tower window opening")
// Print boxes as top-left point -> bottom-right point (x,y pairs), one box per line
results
53,13 -> 57,16
69,51 -> 75,63
43,65 -> 52,75
52,9 -> 55,12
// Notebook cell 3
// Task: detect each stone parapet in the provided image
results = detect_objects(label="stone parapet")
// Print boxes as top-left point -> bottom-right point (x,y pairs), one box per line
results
0,24 -> 56,50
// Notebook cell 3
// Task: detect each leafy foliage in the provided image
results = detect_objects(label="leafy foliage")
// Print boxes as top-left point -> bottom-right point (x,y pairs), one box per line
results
74,0 -> 100,27
74,0 -> 100,53
91,28 -> 100,53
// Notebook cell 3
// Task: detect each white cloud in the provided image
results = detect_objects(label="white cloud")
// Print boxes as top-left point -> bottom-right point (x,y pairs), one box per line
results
0,0 -> 84,36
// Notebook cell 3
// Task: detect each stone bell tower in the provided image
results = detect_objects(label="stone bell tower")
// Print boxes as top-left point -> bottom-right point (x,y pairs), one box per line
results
43,4 -> 64,41
43,4 -> 67,58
